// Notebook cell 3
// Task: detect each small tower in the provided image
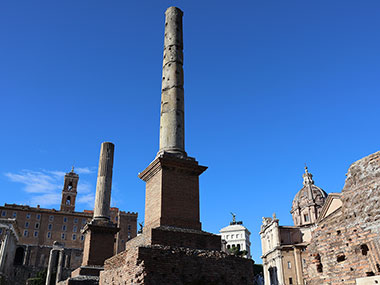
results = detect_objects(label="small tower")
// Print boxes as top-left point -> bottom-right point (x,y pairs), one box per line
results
60,167 -> 78,212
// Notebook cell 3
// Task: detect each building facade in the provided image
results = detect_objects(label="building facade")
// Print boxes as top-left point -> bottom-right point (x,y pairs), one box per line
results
261,151 -> 380,285
0,168 -> 137,284
260,167 -> 327,285
219,216 -> 252,259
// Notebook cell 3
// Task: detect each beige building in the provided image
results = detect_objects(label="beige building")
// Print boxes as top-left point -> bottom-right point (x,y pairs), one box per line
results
260,167 -> 327,285
0,168 -> 137,284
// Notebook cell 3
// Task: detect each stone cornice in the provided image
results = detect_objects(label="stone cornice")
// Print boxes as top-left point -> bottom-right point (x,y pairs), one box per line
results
138,154 -> 207,182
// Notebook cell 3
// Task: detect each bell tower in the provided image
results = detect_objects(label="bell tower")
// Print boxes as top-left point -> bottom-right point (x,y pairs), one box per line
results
60,167 -> 79,212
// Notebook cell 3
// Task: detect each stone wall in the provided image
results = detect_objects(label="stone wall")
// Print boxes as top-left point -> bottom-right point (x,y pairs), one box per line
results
100,245 -> 255,285
303,151 -> 380,284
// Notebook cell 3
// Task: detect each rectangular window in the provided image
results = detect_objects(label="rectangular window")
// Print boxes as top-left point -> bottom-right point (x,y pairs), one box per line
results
304,214 -> 309,222
48,224 -> 52,230
303,259 -> 306,267
47,232 -> 51,239
13,212 -> 17,218
73,225 -> 77,233
0,228 -> 2,234
289,277 -> 293,285
115,216 -> 118,221
72,234 -> 76,240
81,235 -> 84,241
74,218 -> 78,224
24,230 -> 28,237
26,213 -> 31,219
35,223 -> 40,229
63,217 -> 68,223
25,222 -> 29,228
82,219 -> 87,225
288,261 -> 292,269
62,225 -> 66,231
49,215 -> 54,222
1,211 -> 6,217
61,233 -> 65,240
34,231 -> 38,237
128,225 -> 131,231
36,214 -> 41,220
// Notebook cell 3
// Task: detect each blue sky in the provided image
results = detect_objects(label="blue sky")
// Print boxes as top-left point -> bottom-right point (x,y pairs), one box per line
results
1,0 -> 379,262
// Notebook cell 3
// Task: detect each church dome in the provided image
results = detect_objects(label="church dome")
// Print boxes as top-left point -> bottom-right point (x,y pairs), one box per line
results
290,167 -> 327,226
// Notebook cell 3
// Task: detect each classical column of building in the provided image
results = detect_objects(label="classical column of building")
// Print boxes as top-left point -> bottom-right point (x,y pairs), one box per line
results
45,242 -> 64,285
0,229 -> 10,273
55,250 -> 64,283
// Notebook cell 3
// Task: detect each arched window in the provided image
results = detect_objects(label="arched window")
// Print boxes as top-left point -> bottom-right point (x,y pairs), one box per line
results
66,196 -> 71,205
14,247 -> 25,265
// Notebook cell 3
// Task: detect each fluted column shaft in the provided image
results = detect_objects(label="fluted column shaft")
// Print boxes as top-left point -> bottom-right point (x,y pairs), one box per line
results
93,142 -> 114,220
158,7 -> 186,156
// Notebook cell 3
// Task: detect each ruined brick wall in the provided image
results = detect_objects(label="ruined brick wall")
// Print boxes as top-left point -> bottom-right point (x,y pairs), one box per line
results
100,245 -> 255,285
303,151 -> 380,284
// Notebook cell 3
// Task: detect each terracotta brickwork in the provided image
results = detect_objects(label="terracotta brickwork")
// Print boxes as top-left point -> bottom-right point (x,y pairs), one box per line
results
100,245 -> 255,285
139,154 -> 206,231
303,151 -> 380,284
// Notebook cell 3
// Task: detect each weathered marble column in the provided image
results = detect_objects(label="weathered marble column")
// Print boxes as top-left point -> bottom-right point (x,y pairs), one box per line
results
45,249 -> 57,285
93,142 -> 114,220
158,7 -> 186,157
55,250 -> 64,283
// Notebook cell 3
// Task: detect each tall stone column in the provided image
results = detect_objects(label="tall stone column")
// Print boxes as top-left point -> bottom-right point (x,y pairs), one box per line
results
93,142 -> 114,220
139,6 -> 209,237
70,142 -> 119,280
158,7 -> 186,157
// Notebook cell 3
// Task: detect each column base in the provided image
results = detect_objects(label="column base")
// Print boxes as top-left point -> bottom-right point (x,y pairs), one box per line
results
81,220 -> 119,267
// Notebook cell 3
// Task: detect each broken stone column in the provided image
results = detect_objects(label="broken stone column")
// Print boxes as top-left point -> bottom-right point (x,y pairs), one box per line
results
93,142 -> 114,221
158,6 -> 186,157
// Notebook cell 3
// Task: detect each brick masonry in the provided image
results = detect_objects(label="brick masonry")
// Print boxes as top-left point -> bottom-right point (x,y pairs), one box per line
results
139,154 -> 206,231
100,245 -> 255,285
303,151 -> 380,284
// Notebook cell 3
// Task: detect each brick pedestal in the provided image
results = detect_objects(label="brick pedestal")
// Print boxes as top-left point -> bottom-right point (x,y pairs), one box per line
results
139,153 -> 207,231
64,221 -> 119,284
81,221 -> 119,267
